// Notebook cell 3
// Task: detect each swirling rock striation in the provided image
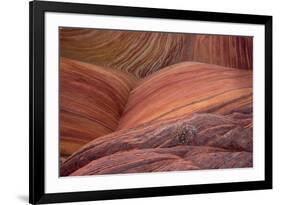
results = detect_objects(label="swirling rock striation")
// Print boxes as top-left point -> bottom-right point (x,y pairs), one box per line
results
187,35 -> 252,70
60,28 -> 252,78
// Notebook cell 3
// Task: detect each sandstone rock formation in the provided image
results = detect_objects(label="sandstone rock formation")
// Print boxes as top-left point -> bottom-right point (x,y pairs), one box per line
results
59,28 -> 253,176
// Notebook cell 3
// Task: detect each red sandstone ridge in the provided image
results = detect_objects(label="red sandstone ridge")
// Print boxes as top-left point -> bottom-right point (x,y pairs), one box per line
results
61,113 -> 252,176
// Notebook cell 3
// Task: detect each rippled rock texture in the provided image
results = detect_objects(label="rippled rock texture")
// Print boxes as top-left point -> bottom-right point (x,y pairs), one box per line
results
59,28 -> 253,176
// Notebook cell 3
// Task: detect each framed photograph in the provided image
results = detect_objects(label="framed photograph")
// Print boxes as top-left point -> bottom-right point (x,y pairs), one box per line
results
29,0 -> 272,204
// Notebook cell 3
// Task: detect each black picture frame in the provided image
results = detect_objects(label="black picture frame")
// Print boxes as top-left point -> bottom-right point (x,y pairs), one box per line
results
29,0 -> 272,204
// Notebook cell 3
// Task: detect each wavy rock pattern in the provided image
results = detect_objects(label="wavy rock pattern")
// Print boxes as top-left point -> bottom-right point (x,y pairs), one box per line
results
60,58 -> 137,157
59,28 -> 253,176
60,28 -> 252,78
118,62 -> 252,130
61,113 -> 252,176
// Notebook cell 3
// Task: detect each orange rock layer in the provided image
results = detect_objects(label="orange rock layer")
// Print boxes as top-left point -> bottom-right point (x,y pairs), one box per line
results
60,58 -> 137,157
118,62 -> 252,129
